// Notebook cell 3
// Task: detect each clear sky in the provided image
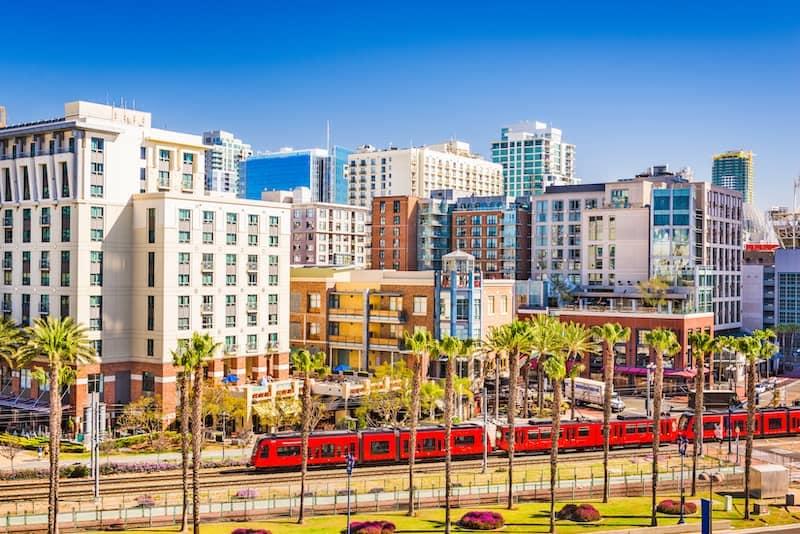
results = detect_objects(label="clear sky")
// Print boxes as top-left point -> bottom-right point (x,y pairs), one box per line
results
2,1 -> 798,209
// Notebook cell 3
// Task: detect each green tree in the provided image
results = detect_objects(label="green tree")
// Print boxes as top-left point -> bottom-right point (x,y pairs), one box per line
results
561,322 -> 597,421
202,381 -> 246,433
687,332 -> 724,496
171,347 -> 192,533
183,332 -> 220,534
637,277 -> 670,309
420,380 -> 443,421
435,336 -> 462,534
736,330 -> 778,520
541,333 -> 567,534
644,328 -> 679,527
403,329 -> 434,516
591,322 -> 631,503
291,348 -> 326,525
117,396 -> 163,446
18,316 -> 96,534
253,397 -> 302,432
0,318 -> 23,368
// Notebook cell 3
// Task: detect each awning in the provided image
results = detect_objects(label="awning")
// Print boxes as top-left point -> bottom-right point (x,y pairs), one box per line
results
614,366 -> 699,379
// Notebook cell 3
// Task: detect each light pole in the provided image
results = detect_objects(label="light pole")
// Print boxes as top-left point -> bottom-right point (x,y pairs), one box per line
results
735,426 -> 740,464
678,436 -> 688,524
727,401 -> 733,455
482,384 -> 488,474
345,451 -> 355,534
221,411 -> 228,460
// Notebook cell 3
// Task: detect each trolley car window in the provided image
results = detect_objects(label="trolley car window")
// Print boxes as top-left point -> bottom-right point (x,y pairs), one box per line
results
277,446 -> 300,457
527,430 -> 538,440
768,418 -> 782,431
259,445 -> 269,458
540,429 -> 551,440
455,435 -> 475,446
422,438 -> 437,451
703,422 -> 717,431
626,426 -> 637,434
320,444 -> 335,457
578,427 -> 590,437
371,441 -> 391,455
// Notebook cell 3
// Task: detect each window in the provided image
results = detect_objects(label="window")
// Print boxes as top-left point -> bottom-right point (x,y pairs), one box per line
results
413,296 -> 427,315
203,231 -> 213,244
226,274 -> 236,286
277,446 -> 300,457
226,233 -> 237,245
91,137 -> 104,153
89,295 -> 102,331
178,208 -> 191,222
61,207 -> 71,242
268,274 -> 278,286
90,251 -> 103,286
203,210 -> 214,224
146,339 -> 154,357
202,273 -> 213,286
142,371 -> 155,392
178,274 -> 190,286
147,295 -> 155,330
454,435 -> 475,446
60,251 -> 70,286
178,230 -> 190,243
147,208 -> 156,243
60,162 -> 70,197
147,252 -> 155,287
370,441 -> 391,455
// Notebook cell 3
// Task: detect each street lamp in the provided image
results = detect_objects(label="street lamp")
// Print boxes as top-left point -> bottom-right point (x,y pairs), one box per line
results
727,400 -> 734,455
646,363 -> 656,418
345,451 -> 356,534
677,435 -> 688,524
726,365 -> 735,392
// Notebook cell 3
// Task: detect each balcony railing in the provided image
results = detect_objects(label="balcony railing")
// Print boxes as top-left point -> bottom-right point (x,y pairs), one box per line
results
369,337 -> 403,349
328,335 -> 363,346
246,343 -> 257,352
201,261 -> 214,271
369,309 -> 405,322
224,344 -> 239,353
247,262 -> 258,271
201,303 -> 214,313
247,302 -> 257,311
329,307 -> 363,317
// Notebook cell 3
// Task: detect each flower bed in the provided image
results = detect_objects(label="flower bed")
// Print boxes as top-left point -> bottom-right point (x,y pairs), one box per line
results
344,520 -> 397,534
231,529 -> 271,534
556,503 -> 601,522
656,499 -> 697,515
458,511 -> 505,530
234,488 -> 258,500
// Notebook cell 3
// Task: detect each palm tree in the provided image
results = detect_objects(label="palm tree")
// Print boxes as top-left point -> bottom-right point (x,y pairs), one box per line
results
171,346 -> 193,533
18,317 -> 96,534
561,323 -> 596,421
0,318 -> 22,369
687,332 -> 724,496
643,328 -> 679,527
591,322 -> 631,503
184,332 -> 220,534
486,321 -> 533,509
454,376 -> 474,420
292,348 -> 326,525
737,330 -> 777,520
483,326 -> 509,419
403,329 -> 434,516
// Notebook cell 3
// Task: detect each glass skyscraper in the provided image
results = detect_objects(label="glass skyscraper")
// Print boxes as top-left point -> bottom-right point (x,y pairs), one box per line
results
491,121 -> 577,197
712,150 -> 754,204
240,146 -> 351,203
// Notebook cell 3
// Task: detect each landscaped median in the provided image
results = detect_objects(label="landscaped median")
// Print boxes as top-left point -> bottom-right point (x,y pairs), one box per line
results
82,496 -> 800,533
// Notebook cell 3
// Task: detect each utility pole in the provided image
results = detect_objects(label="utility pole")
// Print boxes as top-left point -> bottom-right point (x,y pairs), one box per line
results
482,384 -> 488,474
88,391 -> 103,500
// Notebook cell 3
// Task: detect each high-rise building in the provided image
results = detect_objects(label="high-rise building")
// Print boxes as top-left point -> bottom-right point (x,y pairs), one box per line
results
0,101 -> 291,423
347,141 -> 502,209
712,150 -> 754,204
491,121 -> 577,197
202,130 -> 252,194
240,146 -> 351,204
263,187 -> 368,267
370,196 -> 419,271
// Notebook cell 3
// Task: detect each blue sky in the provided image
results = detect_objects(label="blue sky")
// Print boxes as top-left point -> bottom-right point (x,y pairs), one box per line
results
2,1 -> 798,208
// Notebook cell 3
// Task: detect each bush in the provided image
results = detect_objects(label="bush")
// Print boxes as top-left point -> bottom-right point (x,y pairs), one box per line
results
61,463 -> 90,478
557,503 -> 601,522
458,511 -> 505,530
656,499 -> 697,515
231,529 -> 271,534
345,520 -> 397,534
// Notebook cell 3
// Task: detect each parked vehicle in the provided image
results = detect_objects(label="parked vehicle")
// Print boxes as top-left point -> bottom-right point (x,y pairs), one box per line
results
688,389 -> 740,409
564,377 -> 626,412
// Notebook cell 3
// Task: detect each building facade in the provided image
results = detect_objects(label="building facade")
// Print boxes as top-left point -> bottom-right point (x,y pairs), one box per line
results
450,195 -> 532,280
742,247 -> 776,332
202,130 -> 252,195
712,150 -> 754,204
371,195 -> 419,270
262,187 -> 368,267
0,101 -> 290,425
491,121 -> 577,197
347,141 -> 502,209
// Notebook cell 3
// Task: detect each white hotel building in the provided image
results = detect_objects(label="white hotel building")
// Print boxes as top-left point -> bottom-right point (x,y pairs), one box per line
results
0,101 -> 290,422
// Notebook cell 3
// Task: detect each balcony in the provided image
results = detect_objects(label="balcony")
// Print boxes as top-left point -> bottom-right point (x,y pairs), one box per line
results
328,307 -> 364,321
328,335 -> 363,348
40,259 -> 50,269
201,261 -> 214,271
246,342 -> 257,352
224,344 -> 239,354
369,309 -> 406,323
247,262 -> 258,271
247,302 -> 257,311
158,173 -> 171,189
201,303 -> 214,313
369,336 -> 403,350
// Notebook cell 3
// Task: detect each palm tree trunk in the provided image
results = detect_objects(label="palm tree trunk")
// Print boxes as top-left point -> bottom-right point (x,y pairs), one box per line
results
745,358 -> 756,520
549,378 -> 562,534
522,363 -> 530,418
691,351 -> 703,497
570,375 -> 577,421
48,362 -> 61,534
494,360 -> 500,419
192,366 -> 204,534
537,364 -> 545,416
444,355 -> 454,534
408,356 -> 422,516
179,371 -> 189,532
651,350 -> 664,527
507,350 -> 518,509
602,343 -> 612,503
298,374 -> 311,524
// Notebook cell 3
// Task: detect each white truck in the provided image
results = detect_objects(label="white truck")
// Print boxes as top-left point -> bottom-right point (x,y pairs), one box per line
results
564,377 -> 625,413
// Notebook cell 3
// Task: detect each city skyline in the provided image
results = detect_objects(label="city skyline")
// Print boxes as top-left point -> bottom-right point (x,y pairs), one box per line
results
1,1 -> 798,210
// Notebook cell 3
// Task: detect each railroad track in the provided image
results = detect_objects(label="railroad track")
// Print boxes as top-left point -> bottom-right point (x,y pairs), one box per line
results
0,448 -> 673,503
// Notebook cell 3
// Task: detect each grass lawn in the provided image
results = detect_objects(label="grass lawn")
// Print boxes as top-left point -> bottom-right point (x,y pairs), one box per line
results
86,494 -> 800,533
